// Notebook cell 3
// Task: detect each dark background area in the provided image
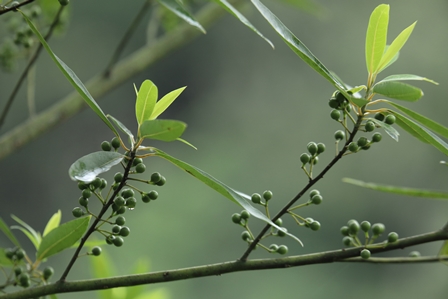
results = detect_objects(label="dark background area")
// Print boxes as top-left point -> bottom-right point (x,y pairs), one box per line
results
1,0 -> 447,298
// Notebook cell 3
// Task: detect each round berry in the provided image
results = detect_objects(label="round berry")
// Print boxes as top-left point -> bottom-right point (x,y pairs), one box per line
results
360,249 -> 371,259
115,216 -> 126,226
82,189 -> 92,199
100,179 -> 107,189
43,266 -> 54,280
372,132 -> 382,143
106,235 -> 115,245
374,113 -> 385,121
121,188 -> 134,199
309,189 -> 320,198
114,196 -> 125,207
274,218 -> 283,227
329,99 -> 339,109
263,190 -> 273,201
15,249 -> 25,260
387,232 -> 399,243
117,206 -> 126,214
90,178 -> 102,190
112,225 -> 121,234
269,244 -> 279,252
385,114 -> 396,125
251,193 -> 261,204
91,246 -> 102,256
77,181 -> 89,190
277,228 -> 287,237
300,153 -> 310,164
361,143 -> 371,150
372,223 -> 385,236
365,121 -> 375,132
14,267 -> 22,276
79,196 -> 88,207
340,226 -> 349,236
114,172 -> 123,183
231,213 -> 241,224
342,236 -> 353,246
133,158 -> 143,166
135,163 -> 146,173
5,248 -> 15,260
240,210 -> 250,220
311,194 -> 323,205
348,220 -> 360,235
241,231 -> 251,241
142,194 -> 151,203
58,0 -> 70,6
101,141 -> 112,151
357,137 -> 368,147
19,273 -> 30,287
312,156 -> 319,165
111,137 -> 121,149
330,109 -> 341,121
360,221 -> 371,232
277,245 -> 288,255
335,91 -> 347,104
72,207 -> 84,218
156,176 -> 166,186
310,221 -> 321,231
317,143 -> 325,154
126,197 -> 137,209
119,226 -> 130,237
113,236 -> 124,247
304,218 -> 314,228
334,130 -> 345,141
409,251 -> 421,257
307,142 -> 318,155
150,172 -> 162,184
348,142 -> 359,152
147,190 -> 158,200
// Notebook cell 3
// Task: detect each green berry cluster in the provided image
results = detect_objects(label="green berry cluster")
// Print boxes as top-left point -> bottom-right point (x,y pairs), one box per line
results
340,220 -> 399,259
250,190 -> 273,205
328,91 -> 351,112
374,112 -> 396,125
101,137 -> 122,152
300,141 -> 325,167
4,247 -> 26,262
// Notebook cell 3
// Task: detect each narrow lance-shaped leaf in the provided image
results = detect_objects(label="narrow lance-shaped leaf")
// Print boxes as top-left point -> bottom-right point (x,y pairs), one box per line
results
150,86 -> 186,120
214,0 -> 274,48
377,22 -> 416,73
373,81 -> 423,101
394,116 -> 429,144
386,101 -> 448,139
154,148 -> 303,245
136,80 -> 158,125
342,178 -> 448,200
11,214 -> 41,249
43,210 -> 61,237
0,217 -> 21,247
37,216 -> 91,261
139,119 -> 187,141
157,0 -> 206,33
108,115 -> 135,149
378,74 -> 438,85
370,118 -> 399,141
69,152 -> 124,183
20,11 -> 119,136
378,45 -> 399,73
365,4 -> 389,74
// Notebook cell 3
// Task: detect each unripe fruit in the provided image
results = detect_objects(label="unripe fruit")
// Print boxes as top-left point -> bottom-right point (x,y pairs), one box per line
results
365,121 -> 375,132
334,130 -> 345,141
335,91 -> 347,104
112,225 -> 121,234
263,190 -> 273,201
360,221 -> 371,232
72,207 -> 84,218
133,158 -> 143,166
340,226 -> 349,236
5,248 -> 14,259
79,196 -> 88,207
348,142 -> 359,152
348,220 -> 360,235
385,114 -> 396,125
114,172 -> 123,183
312,156 -> 319,165
121,189 -> 134,199
231,213 -> 241,224
310,221 -> 321,231
241,231 -> 251,241
90,178 -> 102,189
277,228 -> 287,237
91,246 -> 102,256
114,196 -> 125,207
19,273 -> 30,287
372,132 -> 382,143
119,226 -> 130,237
113,236 -> 124,247
387,232 -> 399,243
277,245 -> 288,255
43,266 -> 54,280
361,144 -> 371,150
372,223 -> 385,236
126,197 -> 137,209
307,142 -> 318,155
135,163 -> 146,173
342,236 -> 353,246
117,206 -> 126,214
251,193 -> 261,204
78,181 -> 88,190
106,235 -> 115,245
115,216 -> 126,226
148,190 -> 158,200
374,113 -> 385,121
15,249 -> 25,260
240,210 -> 250,220
156,176 -> 166,186
100,179 -> 107,189
309,189 -> 320,198
274,218 -> 283,226
330,109 -> 341,121
329,99 -> 339,109
311,194 -> 323,205
142,194 -> 151,203
357,137 -> 368,147
58,0 -> 70,6
14,267 -> 22,276
317,143 -> 325,154
304,217 -> 314,228
361,249 -> 371,259
300,153 -> 310,164
269,244 -> 279,252
101,141 -> 111,151
82,189 -> 91,199
111,137 -> 121,149
150,172 -> 162,184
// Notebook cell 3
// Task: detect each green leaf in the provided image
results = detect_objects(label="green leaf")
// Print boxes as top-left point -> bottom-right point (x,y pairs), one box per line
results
392,112 -> 448,156
214,0 -> 274,48
342,178 -> 448,200
386,102 -> 448,139
136,80 -> 158,126
20,11 -> 119,136
394,115 -> 429,144
139,119 -> 187,141
373,81 -> 423,101
377,22 -> 416,73
154,148 -> 303,245
377,45 -> 399,72
43,210 -> 61,237
370,118 -> 399,141
69,152 -> 124,183
176,137 -> 197,150
0,248 -> 14,267
378,74 -> 438,85
11,214 -> 41,250
108,115 -> 135,148
150,86 -> 186,120
37,216 -> 91,261
0,217 -> 21,247
157,0 -> 206,33
365,4 -> 389,74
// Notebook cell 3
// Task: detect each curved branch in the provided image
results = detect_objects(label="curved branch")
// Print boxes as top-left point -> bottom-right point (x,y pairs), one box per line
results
2,228 -> 447,299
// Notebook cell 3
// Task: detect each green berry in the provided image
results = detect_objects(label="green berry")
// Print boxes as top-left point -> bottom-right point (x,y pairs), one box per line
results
156,176 -> 166,186
269,244 -> 279,252
251,193 -> 261,204
409,251 -> 421,257
119,226 -> 130,237
72,207 -> 84,218
126,197 -> 137,209
307,142 -> 318,155
304,217 -> 314,228
329,99 -> 339,109
374,113 -> 385,121
385,114 -> 396,125
311,194 -> 323,205
335,91 -> 347,104
43,266 -> 54,280
348,220 -> 360,235
147,190 -> 158,200
113,236 -> 124,247
114,172 -> 123,183
90,178 -> 102,189
312,156 -> 319,165
365,121 -> 375,132
114,196 -> 125,207
361,143 -> 371,150
310,221 -> 321,231
277,228 -> 287,237
117,206 -> 126,214
231,213 -> 241,224
372,132 -> 382,143
77,181 -> 89,190
372,223 -> 385,236
150,172 -> 162,184
101,141 -> 112,151
360,249 -> 371,259
330,109 -> 341,121
115,216 -> 126,226
263,190 -> 273,201
240,210 -> 250,220
91,246 -> 102,256
121,188 -> 134,198
357,137 -> 368,147
309,189 -> 320,198
112,225 -> 121,234
274,218 -> 283,226
133,158 -> 143,166
82,189 -> 91,199
342,236 -> 354,246
100,179 -> 107,189
300,153 -> 310,164
142,194 -> 151,203
5,248 -> 15,259
360,221 -> 371,232
277,245 -> 288,255
111,137 -> 121,149
241,231 -> 251,241
348,142 -> 359,152
14,267 -> 22,276
19,273 -> 30,287
15,249 -> 25,260
79,196 -> 89,207
106,235 -> 115,245
317,143 -> 325,154
135,163 -> 146,173
387,232 -> 399,243
340,226 -> 349,236
334,130 -> 345,141
58,0 -> 70,5
112,183 -> 119,191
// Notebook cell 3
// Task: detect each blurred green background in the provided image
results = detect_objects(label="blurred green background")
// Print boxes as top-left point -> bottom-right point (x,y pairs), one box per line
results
1,0 -> 448,298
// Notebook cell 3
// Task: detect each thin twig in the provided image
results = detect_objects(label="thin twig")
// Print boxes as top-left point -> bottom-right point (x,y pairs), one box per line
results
0,0 -> 35,15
